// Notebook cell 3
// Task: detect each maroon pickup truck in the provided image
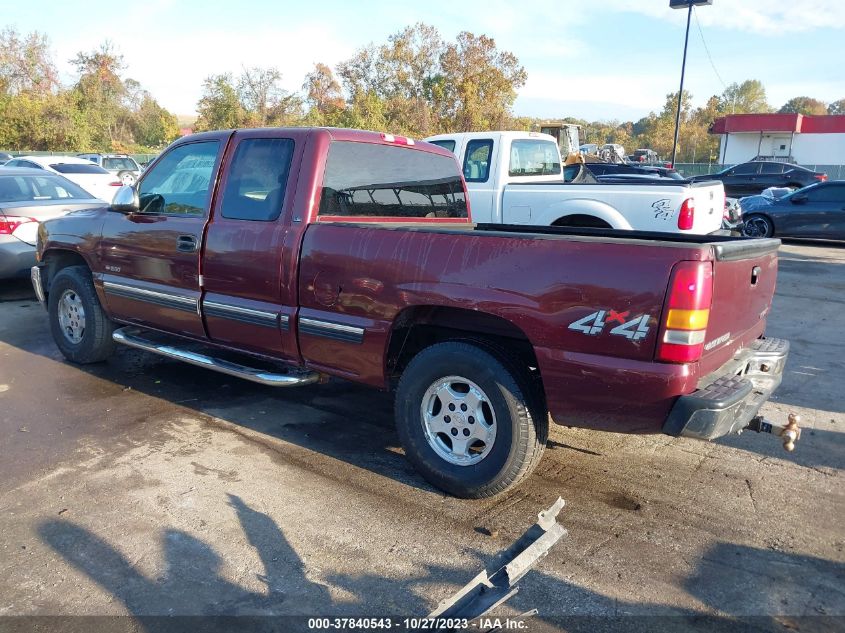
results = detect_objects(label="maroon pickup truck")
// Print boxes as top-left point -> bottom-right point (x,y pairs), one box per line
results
31,127 -> 796,498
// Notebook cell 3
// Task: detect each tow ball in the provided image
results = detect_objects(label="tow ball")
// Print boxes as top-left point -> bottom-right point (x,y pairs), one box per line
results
746,413 -> 802,452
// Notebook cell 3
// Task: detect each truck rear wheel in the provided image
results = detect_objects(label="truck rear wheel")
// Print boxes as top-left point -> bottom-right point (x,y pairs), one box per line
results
395,341 -> 547,498
48,266 -> 116,363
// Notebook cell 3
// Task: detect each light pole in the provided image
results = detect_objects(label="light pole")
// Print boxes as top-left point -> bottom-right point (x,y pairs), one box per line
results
669,0 -> 712,167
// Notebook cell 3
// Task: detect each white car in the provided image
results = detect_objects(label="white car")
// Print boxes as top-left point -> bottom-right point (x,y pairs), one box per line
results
2,155 -> 122,203
425,131 -> 725,235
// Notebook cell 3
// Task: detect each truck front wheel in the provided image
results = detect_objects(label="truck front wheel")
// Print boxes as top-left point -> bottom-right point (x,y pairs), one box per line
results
394,341 -> 547,498
48,266 -> 116,363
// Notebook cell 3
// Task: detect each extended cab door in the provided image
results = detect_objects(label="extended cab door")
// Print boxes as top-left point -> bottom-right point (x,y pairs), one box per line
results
98,135 -> 228,338
200,129 -> 307,360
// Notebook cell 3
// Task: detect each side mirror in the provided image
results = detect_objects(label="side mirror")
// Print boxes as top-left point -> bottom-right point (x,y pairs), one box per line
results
111,185 -> 139,213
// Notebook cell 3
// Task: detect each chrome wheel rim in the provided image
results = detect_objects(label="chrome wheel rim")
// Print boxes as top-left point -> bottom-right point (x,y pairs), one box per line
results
421,376 -> 496,466
743,217 -> 770,238
121,173 -> 136,185
58,289 -> 86,344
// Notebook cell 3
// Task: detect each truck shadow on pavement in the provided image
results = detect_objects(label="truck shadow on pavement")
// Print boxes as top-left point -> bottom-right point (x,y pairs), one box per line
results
37,494 -> 844,632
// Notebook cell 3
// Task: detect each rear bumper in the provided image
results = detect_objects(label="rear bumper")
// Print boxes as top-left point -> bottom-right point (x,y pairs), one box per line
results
662,337 -> 789,440
0,238 -> 36,279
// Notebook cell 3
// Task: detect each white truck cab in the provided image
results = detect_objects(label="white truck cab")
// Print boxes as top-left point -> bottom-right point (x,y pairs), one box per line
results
426,131 -> 725,235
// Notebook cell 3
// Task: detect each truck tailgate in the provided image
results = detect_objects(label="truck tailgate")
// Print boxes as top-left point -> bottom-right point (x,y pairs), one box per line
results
698,238 -> 780,373
688,181 -> 724,234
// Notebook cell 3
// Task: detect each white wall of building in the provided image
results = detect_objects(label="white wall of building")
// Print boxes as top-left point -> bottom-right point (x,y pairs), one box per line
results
720,132 -> 845,165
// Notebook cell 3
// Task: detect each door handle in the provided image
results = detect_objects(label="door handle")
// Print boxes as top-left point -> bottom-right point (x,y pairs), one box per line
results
176,235 -> 198,252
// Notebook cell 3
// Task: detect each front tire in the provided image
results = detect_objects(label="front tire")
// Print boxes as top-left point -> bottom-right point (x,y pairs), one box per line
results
742,214 -> 774,238
395,341 -> 547,498
48,266 -> 116,363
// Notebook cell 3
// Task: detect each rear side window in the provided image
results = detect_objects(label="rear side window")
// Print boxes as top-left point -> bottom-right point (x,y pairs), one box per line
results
220,138 -> 294,221
732,163 -> 759,175
463,139 -> 493,182
760,163 -> 784,174
429,139 -> 456,153
318,142 -> 467,219
508,140 -> 561,177
50,163 -> 110,175
103,157 -> 138,171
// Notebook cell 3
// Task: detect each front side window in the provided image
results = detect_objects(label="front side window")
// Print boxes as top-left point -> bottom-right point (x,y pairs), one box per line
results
508,140 -> 561,177
463,139 -> 493,182
318,142 -> 467,219
804,184 -> 844,203
138,141 -> 219,216
760,163 -> 784,174
220,138 -> 294,221
732,163 -> 759,175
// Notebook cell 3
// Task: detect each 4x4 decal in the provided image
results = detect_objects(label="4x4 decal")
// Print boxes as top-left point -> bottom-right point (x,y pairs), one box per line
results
569,310 -> 651,341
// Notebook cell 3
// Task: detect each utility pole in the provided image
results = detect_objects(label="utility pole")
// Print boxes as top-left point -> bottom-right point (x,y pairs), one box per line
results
669,0 -> 713,167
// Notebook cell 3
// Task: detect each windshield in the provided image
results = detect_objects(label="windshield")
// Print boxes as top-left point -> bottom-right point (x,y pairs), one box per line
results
0,174 -> 95,202
50,163 -> 110,175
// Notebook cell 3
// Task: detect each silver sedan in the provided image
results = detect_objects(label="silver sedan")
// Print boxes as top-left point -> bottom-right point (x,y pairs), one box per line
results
0,168 -> 105,279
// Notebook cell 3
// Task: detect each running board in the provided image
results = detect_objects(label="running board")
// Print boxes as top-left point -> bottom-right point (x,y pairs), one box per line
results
112,327 -> 321,387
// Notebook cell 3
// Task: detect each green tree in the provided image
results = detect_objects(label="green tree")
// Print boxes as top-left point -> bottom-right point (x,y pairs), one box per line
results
828,99 -> 845,115
719,79 -> 771,114
194,73 -> 245,131
779,96 -> 828,115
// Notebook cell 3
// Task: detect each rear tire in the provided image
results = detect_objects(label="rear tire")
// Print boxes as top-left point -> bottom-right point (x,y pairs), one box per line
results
742,214 -> 774,238
48,266 -> 116,363
395,341 -> 547,498
118,170 -> 136,185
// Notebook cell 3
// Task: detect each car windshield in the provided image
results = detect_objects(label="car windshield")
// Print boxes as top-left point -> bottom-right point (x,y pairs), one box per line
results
0,174 -> 95,202
50,163 -> 110,175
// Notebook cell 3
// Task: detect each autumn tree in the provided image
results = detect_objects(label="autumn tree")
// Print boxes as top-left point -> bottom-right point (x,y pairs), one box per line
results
719,79 -> 771,114
302,63 -> 344,119
779,96 -> 827,116
0,26 -> 59,96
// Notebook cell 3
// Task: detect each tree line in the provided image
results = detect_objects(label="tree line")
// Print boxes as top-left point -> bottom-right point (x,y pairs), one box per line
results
2,23 -> 844,162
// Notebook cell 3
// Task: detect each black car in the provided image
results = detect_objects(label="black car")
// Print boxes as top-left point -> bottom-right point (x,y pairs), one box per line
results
692,161 -> 827,197
740,181 -> 845,240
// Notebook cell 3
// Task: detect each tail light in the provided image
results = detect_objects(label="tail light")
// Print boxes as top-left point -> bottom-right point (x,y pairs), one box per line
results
109,181 -> 122,186
814,174 -> 827,181
677,198 -> 695,230
656,261 -> 713,363
0,216 -> 37,235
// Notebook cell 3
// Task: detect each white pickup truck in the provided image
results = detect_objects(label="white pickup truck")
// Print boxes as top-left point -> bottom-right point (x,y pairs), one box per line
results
425,131 -> 725,234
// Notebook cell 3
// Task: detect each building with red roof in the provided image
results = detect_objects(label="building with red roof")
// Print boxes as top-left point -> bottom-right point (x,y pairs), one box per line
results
710,113 -> 845,166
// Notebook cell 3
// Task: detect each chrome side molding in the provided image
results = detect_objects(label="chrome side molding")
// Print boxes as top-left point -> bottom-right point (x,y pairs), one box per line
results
112,327 -> 321,387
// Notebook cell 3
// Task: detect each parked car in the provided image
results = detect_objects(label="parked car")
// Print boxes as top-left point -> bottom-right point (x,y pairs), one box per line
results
691,161 -> 828,197
77,153 -> 142,185
3,155 -> 122,202
32,127 -> 791,498
629,149 -> 660,165
0,168 -> 102,278
578,143 -> 598,155
598,143 -> 626,163
426,131 -> 725,234
0,152 -> 12,165
740,181 -> 845,240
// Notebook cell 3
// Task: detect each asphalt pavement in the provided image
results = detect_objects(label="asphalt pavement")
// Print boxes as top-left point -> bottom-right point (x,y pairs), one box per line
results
0,242 -> 842,632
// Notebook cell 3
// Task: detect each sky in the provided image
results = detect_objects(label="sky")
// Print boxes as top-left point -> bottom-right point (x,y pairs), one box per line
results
2,0 -> 844,122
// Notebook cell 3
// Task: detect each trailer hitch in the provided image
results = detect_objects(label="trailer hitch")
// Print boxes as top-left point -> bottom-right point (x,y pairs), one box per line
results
746,413 -> 801,452
426,497 -> 567,630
